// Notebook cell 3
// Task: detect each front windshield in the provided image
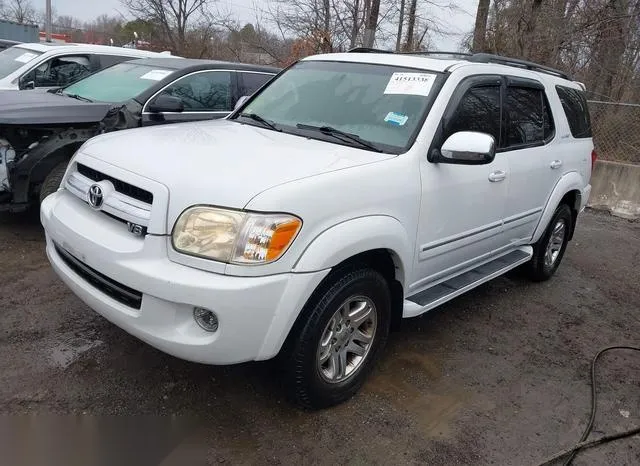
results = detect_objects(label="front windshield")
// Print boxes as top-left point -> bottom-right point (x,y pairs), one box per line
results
0,46 -> 42,79
62,62 -> 175,103
235,60 -> 442,153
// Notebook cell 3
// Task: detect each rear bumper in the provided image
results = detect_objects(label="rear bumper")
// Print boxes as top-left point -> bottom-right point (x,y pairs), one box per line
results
41,190 -> 329,364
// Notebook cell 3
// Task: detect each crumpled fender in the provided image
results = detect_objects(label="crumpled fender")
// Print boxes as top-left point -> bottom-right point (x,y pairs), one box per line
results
7,105 -> 141,204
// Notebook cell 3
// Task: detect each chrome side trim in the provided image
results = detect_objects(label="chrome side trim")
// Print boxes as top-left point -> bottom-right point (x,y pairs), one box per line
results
504,207 -> 543,225
421,220 -> 503,252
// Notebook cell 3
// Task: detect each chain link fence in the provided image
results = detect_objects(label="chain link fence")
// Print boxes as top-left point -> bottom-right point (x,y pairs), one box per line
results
588,100 -> 640,164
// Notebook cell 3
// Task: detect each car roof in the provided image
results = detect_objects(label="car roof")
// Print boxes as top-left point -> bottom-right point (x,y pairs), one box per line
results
13,42 -> 172,57
127,57 -> 281,73
303,51 -> 581,88
303,52 -> 462,73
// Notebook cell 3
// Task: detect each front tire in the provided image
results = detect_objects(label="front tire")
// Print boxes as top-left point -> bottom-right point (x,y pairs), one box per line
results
39,162 -> 68,203
283,268 -> 391,409
527,203 -> 572,282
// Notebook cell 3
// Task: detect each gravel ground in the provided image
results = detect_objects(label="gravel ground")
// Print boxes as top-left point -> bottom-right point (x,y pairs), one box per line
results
0,209 -> 638,466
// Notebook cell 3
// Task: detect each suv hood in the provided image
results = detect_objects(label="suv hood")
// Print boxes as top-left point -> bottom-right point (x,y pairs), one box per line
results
0,90 -> 112,125
80,119 -> 393,227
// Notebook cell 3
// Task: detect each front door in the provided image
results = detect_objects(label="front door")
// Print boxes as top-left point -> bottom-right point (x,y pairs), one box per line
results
412,77 -> 509,293
142,70 -> 235,126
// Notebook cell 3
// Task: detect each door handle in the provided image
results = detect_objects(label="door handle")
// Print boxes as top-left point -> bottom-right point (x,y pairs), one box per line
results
488,170 -> 507,182
550,160 -> 563,169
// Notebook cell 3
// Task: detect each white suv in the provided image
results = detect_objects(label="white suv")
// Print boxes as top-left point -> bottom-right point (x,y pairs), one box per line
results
41,50 -> 594,409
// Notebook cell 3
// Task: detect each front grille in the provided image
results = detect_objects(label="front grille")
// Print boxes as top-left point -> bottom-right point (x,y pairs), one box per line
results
55,244 -> 143,309
77,163 -> 153,205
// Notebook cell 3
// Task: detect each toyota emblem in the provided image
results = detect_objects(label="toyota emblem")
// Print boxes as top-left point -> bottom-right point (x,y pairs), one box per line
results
88,184 -> 104,209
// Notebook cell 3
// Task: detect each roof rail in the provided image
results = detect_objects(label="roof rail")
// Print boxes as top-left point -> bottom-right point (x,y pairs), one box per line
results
465,53 -> 569,80
347,47 -> 393,54
346,47 -> 571,80
399,51 -> 473,58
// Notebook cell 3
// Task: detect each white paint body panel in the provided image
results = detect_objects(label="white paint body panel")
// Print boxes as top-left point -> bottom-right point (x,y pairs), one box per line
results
41,53 -> 593,364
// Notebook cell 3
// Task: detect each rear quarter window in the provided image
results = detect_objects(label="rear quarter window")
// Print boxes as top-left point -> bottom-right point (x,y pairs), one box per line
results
238,72 -> 274,96
98,55 -> 136,69
555,85 -> 592,138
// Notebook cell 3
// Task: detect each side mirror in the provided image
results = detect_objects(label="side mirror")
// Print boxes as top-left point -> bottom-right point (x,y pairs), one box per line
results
147,94 -> 184,113
21,80 -> 35,90
234,95 -> 249,111
438,131 -> 496,165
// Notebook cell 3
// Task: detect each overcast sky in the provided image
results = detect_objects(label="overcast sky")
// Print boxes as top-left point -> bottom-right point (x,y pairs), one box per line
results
50,0 -> 478,50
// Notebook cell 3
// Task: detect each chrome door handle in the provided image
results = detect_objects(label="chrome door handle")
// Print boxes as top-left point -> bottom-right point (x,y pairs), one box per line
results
488,170 -> 507,182
550,160 -> 563,169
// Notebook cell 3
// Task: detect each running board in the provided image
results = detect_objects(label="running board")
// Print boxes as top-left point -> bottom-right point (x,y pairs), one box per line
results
403,247 -> 533,318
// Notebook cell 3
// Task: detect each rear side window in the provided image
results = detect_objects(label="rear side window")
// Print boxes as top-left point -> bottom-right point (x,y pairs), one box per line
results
555,86 -> 592,138
442,85 -> 502,145
99,54 -> 135,69
156,71 -> 232,111
505,87 -> 554,147
238,72 -> 273,96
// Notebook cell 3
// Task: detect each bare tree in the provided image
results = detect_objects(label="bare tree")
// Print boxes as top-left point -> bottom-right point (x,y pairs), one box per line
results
472,0 -> 490,52
363,0 -> 381,47
1,0 -> 36,24
121,0 -> 213,54
403,0 -> 417,51
395,0 -> 405,51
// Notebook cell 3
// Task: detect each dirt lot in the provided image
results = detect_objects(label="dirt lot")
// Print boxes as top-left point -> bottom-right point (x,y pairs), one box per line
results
0,209 -> 638,465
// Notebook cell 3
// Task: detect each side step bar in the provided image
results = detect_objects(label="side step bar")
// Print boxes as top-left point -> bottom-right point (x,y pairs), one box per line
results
403,247 -> 533,318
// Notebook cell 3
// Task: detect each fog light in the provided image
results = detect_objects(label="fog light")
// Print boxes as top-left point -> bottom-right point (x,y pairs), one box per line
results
193,307 -> 219,332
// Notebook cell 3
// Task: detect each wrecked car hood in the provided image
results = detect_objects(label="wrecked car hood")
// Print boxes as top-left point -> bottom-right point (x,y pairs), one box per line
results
0,90 -> 113,125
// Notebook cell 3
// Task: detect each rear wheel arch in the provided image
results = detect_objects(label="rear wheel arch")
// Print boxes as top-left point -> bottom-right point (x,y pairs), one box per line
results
532,173 -> 585,243
560,189 -> 581,240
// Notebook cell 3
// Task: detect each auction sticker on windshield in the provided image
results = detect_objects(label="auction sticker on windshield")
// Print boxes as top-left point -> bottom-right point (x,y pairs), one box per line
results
384,72 -> 436,97
140,70 -> 173,81
14,52 -> 38,63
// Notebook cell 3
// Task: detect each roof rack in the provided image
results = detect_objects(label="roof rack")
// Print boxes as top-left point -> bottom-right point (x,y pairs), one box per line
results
346,47 -> 571,80
467,53 -> 570,80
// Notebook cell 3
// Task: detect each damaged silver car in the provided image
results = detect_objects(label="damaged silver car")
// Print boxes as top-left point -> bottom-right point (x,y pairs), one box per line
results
0,57 -> 279,212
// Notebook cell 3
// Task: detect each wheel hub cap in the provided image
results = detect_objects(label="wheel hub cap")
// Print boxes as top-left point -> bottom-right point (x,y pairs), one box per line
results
317,297 -> 377,383
544,219 -> 567,268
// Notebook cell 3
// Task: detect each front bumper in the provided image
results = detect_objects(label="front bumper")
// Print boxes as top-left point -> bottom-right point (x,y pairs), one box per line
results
41,190 -> 328,364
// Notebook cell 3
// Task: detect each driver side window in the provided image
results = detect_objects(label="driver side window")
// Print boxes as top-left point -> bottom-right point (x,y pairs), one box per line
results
154,71 -> 232,111
32,55 -> 91,87
442,85 -> 502,145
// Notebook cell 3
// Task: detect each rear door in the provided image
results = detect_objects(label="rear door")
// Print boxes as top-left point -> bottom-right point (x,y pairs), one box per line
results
141,70 -> 234,126
501,78 -> 559,244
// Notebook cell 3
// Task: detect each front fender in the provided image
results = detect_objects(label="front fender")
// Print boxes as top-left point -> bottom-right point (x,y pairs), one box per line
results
293,215 -> 413,287
532,171 -> 585,243
10,128 -> 96,204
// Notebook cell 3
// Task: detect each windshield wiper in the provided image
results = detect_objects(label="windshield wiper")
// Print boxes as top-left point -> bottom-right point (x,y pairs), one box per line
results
239,113 -> 281,132
295,124 -> 382,153
64,93 -> 93,103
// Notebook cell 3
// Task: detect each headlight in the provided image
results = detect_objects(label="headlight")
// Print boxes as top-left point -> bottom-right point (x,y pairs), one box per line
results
172,206 -> 302,264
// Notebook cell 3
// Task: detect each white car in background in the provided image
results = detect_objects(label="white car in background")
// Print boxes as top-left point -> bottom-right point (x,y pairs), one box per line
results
0,42 -> 175,91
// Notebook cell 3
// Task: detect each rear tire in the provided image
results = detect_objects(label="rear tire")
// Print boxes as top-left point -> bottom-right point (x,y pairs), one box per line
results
527,203 -> 572,282
39,162 -> 68,203
282,267 -> 391,410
